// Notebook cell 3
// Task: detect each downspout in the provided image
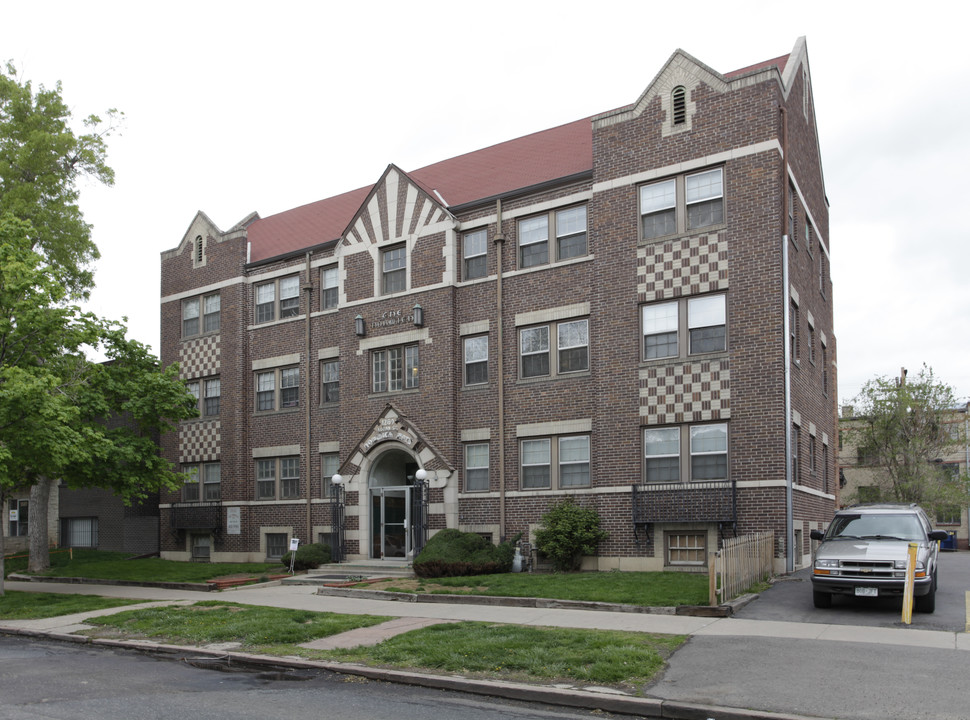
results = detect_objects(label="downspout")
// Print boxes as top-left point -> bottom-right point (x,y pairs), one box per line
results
304,250 -> 314,545
781,105 -> 794,573
495,199 -> 506,540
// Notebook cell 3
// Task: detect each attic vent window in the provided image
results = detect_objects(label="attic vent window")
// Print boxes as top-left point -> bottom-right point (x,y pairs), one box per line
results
194,236 -> 204,264
672,86 -> 687,125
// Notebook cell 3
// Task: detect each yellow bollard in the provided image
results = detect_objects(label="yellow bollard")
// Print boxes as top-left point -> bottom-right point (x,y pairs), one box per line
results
901,542 -> 917,624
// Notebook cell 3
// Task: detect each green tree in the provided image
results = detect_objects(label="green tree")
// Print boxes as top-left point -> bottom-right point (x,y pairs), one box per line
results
0,219 -> 197,594
533,499 -> 609,572
0,61 -> 121,298
846,366 -> 968,517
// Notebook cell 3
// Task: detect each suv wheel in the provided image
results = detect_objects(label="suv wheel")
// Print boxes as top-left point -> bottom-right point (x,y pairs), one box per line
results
813,590 -> 832,609
915,574 -> 937,613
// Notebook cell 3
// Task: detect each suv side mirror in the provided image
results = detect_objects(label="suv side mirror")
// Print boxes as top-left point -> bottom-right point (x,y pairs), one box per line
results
810,529 -> 826,541
928,530 -> 950,542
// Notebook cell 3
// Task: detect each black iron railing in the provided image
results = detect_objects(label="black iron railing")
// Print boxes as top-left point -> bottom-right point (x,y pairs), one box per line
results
170,501 -> 222,533
632,479 -> 736,543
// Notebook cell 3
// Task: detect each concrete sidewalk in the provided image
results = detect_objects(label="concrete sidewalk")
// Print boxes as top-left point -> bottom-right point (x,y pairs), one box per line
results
3,578 -> 968,719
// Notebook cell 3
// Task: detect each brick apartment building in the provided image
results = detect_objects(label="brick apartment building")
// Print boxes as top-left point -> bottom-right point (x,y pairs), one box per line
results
159,37 -> 836,573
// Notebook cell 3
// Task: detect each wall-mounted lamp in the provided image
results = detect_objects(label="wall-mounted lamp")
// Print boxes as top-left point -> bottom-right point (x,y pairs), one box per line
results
413,304 -> 424,327
355,315 -> 365,336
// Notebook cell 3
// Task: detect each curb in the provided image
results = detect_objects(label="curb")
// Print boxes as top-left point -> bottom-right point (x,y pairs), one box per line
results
0,625 -> 825,720
8,573 -> 215,592
311,585 -> 759,618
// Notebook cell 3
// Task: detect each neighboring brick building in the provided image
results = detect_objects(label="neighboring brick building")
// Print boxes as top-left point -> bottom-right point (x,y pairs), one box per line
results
839,402 -> 969,549
159,37 -> 836,572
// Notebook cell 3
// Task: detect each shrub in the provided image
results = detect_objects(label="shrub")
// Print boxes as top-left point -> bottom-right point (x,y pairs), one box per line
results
281,543 -> 331,571
413,529 -> 516,578
533,499 -> 608,572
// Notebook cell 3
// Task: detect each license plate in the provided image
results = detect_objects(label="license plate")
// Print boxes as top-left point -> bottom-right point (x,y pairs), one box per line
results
855,587 -> 878,597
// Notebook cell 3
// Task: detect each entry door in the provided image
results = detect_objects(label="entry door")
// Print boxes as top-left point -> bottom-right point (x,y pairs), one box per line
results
372,487 -> 411,559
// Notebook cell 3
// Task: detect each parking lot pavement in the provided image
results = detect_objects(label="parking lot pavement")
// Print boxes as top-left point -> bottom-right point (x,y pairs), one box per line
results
734,550 -> 970,632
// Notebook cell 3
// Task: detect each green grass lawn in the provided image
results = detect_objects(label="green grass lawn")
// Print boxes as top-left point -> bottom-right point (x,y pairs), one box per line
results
4,549 -> 286,583
372,570 -> 711,607
0,591 -> 144,620
5,549 -> 712,606
85,600 -> 391,645
83,602 -> 684,692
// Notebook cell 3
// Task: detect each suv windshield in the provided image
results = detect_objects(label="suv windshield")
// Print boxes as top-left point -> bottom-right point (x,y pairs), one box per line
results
825,513 -> 924,541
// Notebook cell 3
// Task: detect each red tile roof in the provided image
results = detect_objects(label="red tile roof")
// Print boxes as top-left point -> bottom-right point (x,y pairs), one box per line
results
247,53 -> 789,263
247,118 -> 592,262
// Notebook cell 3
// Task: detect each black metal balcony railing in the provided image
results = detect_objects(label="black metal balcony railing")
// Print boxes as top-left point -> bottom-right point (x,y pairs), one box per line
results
632,479 -> 736,542
170,501 -> 223,532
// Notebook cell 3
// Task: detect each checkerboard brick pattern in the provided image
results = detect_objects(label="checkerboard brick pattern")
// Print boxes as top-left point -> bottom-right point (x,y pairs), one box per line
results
638,233 -> 728,301
179,420 -> 221,463
179,336 -> 221,379
640,359 -> 731,424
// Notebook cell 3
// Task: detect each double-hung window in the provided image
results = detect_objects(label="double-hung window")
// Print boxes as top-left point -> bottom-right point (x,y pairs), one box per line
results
558,436 -> 591,487
688,295 -> 726,354
644,428 -> 680,482
642,294 -> 726,360
7,498 -> 28,537
685,169 -> 724,230
321,266 -> 338,310
464,443 -> 489,492
255,276 -> 300,323
463,335 -> 488,386
182,293 -> 220,338
322,453 -> 340,497
518,205 -> 587,269
644,424 -> 727,483
182,298 -> 201,337
463,229 -> 487,280
203,378 -> 221,416
321,360 -> 339,403
186,377 -> 220,417
640,168 -> 724,240
640,179 -> 676,239
256,457 -> 300,500
690,424 -> 727,481
183,462 -> 221,501
520,435 -> 590,489
519,319 -> 589,379
382,245 -> 407,294
203,294 -> 221,332
642,301 -> 679,359
372,344 -> 419,393
521,438 -> 551,488
256,367 -> 299,411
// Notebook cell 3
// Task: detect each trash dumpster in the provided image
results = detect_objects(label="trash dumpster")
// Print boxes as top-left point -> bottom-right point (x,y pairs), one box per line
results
940,531 -> 957,551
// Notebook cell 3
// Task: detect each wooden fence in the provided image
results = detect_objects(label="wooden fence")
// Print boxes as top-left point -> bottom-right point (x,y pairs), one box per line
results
709,531 -> 774,606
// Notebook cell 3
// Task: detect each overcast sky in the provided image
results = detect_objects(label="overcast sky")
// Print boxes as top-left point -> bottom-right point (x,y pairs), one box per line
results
2,1 -> 967,407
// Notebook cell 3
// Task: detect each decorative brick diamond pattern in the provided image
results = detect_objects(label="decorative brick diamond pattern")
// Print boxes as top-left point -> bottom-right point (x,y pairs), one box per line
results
637,233 -> 728,302
179,420 -> 221,463
639,358 -> 731,425
179,336 -> 221,380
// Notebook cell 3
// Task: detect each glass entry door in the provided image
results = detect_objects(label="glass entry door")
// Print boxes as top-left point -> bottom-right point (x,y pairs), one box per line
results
371,487 -> 410,559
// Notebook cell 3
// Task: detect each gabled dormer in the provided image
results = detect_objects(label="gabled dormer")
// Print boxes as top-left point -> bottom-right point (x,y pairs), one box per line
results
339,165 -> 455,299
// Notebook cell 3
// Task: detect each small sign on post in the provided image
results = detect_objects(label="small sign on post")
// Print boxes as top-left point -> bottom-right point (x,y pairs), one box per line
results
289,538 -> 300,575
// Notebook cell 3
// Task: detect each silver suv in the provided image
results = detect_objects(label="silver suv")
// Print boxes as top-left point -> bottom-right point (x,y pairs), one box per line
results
810,503 -> 948,613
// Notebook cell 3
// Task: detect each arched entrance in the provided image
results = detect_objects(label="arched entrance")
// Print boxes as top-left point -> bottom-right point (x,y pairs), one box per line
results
368,447 -> 419,560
